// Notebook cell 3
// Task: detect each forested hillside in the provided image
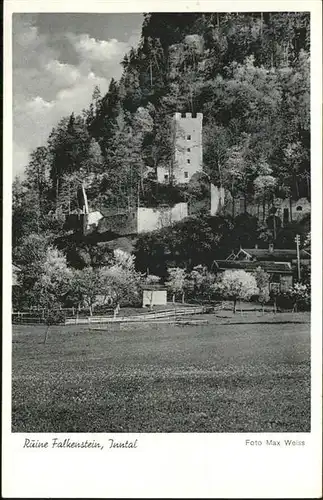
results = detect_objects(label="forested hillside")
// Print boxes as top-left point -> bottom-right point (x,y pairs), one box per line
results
13,12 -> 310,263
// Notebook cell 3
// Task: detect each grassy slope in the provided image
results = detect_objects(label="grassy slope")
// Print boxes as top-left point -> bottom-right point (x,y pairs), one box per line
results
12,312 -> 310,433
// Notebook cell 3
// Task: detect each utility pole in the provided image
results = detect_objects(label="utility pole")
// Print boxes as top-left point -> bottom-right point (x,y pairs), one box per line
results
273,213 -> 276,241
295,234 -> 301,281
272,200 -> 277,241
149,60 -> 153,87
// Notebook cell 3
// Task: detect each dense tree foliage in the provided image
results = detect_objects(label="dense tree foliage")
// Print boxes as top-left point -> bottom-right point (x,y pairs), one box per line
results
134,210 -> 305,274
13,13 -> 310,292
214,269 -> 259,313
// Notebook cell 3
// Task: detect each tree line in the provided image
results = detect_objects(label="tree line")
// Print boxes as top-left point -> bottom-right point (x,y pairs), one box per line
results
13,12 -> 310,304
13,239 -> 310,318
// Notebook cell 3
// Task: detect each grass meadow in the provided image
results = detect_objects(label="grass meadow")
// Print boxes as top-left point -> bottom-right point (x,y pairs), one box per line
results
12,311 -> 310,433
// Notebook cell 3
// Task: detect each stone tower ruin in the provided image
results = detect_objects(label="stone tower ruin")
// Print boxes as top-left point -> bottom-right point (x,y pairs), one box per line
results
157,112 -> 203,184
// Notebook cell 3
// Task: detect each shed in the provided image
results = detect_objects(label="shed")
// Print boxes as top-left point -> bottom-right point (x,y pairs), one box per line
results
142,284 -> 167,308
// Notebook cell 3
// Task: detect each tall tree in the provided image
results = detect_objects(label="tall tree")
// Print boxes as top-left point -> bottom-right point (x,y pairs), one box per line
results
215,269 -> 259,313
165,267 -> 188,303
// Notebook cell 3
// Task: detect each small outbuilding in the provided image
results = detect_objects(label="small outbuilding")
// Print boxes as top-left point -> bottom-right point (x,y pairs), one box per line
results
142,284 -> 167,308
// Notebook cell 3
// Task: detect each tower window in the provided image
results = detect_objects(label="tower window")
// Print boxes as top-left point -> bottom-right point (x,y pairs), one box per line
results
187,159 -> 190,164
296,206 -> 303,211
187,148 -> 191,152
187,135 -> 191,140
164,174 -> 169,181
184,172 -> 189,179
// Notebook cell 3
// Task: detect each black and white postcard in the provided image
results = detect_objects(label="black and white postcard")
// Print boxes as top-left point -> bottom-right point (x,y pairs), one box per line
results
2,0 -> 322,497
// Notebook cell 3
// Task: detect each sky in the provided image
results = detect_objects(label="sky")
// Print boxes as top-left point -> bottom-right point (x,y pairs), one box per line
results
12,13 -> 144,177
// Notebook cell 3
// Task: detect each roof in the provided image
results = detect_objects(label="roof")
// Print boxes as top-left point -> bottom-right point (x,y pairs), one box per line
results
214,260 -> 293,274
237,248 -> 310,261
142,284 -> 167,291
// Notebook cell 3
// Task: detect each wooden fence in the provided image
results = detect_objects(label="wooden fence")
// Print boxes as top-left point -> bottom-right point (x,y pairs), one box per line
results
12,303 -> 225,326
65,303 -> 224,325
12,307 -> 112,324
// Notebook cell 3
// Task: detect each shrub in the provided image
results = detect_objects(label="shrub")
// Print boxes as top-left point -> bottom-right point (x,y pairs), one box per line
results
273,283 -> 311,312
288,283 -> 311,311
45,309 -> 66,325
274,292 -> 294,311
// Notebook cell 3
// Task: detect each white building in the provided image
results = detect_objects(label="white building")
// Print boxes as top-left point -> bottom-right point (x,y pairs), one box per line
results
142,286 -> 167,308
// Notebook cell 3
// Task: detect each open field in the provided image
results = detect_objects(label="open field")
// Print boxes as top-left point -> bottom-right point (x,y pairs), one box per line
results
12,312 -> 310,433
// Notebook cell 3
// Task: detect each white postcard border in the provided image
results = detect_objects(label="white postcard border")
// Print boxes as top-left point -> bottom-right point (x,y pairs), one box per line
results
3,1 -> 322,498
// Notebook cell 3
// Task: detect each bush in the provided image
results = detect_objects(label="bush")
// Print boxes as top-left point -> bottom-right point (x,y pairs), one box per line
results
274,293 -> 294,310
273,283 -> 311,312
45,309 -> 66,325
288,283 -> 311,311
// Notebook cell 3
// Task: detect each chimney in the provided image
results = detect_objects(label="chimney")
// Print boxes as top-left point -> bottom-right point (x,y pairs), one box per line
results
269,243 -> 274,253
255,244 -> 258,249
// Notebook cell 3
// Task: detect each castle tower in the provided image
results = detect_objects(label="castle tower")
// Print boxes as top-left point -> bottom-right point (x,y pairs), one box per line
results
157,112 -> 203,184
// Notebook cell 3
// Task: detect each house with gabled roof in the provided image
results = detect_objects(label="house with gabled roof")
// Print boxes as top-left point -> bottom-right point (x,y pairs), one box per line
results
213,243 -> 310,293
213,259 -> 293,293
230,244 -> 311,264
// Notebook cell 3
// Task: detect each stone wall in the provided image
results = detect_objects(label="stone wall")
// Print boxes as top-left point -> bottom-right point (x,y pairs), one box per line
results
137,203 -> 188,233
210,184 -> 226,215
277,197 -> 311,225
221,191 -> 310,224
157,112 -> 203,185
97,211 -> 138,237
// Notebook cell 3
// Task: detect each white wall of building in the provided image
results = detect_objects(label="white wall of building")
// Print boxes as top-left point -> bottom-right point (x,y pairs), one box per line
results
157,165 -> 170,183
210,184 -> 225,215
137,203 -> 188,233
277,197 -> 311,223
170,202 -> 188,222
86,211 -> 103,228
142,290 -> 167,307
